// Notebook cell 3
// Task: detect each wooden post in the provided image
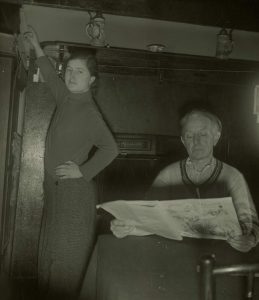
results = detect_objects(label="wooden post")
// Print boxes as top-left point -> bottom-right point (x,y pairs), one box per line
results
199,254 -> 215,300
246,272 -> 255,300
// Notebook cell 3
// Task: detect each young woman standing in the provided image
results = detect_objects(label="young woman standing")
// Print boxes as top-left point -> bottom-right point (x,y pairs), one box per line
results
24,27 -> 119,299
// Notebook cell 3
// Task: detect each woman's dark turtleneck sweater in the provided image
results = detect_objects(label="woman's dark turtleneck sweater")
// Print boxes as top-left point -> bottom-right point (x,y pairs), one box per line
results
36,56 -> 119,181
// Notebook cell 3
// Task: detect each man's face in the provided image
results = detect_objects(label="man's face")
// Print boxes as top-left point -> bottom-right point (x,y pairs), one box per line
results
65,59 -> 95,93
181,113 -> 220,161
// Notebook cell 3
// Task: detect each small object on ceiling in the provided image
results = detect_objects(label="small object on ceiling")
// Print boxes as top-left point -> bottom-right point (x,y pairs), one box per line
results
216,28 -> 234,59
147,44 -> 165,53
86,11 -> 106,47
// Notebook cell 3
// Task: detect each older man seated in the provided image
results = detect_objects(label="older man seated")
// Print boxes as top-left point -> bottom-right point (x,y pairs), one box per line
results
111,109 -> 259,252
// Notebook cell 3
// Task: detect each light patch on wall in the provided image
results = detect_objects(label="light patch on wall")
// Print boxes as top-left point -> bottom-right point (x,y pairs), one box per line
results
253,85 -> 259,123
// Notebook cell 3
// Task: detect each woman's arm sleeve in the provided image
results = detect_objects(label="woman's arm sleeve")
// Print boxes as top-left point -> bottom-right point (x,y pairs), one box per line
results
36,56 -> 67,105
79,116 -> 119,181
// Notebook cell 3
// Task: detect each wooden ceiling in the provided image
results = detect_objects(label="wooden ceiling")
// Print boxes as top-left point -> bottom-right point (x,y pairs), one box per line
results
1,0 -> 259,33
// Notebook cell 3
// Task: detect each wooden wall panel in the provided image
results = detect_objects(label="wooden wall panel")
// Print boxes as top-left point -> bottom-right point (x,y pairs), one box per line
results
11,84 -> 55,277
0,56 -> 13,252
96,73 -> 232,137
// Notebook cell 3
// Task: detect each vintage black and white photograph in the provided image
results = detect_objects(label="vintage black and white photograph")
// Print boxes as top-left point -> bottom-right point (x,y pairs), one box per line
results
0,0 -> 259,299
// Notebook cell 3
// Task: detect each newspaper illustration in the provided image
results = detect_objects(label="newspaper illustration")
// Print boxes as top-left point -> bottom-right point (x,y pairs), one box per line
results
97,197 -> 242,240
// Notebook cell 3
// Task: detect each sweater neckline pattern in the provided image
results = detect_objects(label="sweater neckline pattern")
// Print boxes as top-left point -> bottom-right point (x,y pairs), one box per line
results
180,158 -> 223,187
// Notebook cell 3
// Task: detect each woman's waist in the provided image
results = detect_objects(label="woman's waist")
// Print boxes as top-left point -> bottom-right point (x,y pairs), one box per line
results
44,169 -> 96,186
44,150 -> 88,168
44,156 -> 86,183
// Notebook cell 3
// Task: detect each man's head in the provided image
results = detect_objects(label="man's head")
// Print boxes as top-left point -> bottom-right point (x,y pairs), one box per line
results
180,109 -> 222,162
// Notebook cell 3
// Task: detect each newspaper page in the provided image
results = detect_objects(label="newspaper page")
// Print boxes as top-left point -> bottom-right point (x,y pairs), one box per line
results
97,197 -> 242,241
98,200 -> 183,240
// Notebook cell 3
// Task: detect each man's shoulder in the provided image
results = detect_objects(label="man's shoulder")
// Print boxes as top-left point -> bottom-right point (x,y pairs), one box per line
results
150,160 -> 182,187
155,161 -> 182,182
160,161 -> 181,173
221,161 -> 242,175
220,160 -> 245,183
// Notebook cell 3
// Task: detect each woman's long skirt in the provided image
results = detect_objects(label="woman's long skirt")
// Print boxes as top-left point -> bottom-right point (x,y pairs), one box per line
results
38,173 -> 97,300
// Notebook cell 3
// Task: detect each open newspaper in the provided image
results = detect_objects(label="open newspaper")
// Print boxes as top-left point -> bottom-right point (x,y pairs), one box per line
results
97,197 -> 242,240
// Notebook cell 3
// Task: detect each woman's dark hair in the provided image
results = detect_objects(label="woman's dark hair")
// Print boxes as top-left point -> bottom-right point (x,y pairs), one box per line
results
66,49 -> 99,96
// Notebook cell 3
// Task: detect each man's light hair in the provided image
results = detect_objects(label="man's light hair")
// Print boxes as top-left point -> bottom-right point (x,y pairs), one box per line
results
180,109 -> 222,135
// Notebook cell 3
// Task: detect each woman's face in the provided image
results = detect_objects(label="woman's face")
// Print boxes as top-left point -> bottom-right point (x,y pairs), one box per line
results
181,113 -> 220,162
65,59 -> 95,93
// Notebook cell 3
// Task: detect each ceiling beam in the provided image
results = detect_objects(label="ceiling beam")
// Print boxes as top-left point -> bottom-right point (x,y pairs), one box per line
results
1,0 -> 259,32
41,41 -> 259,86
